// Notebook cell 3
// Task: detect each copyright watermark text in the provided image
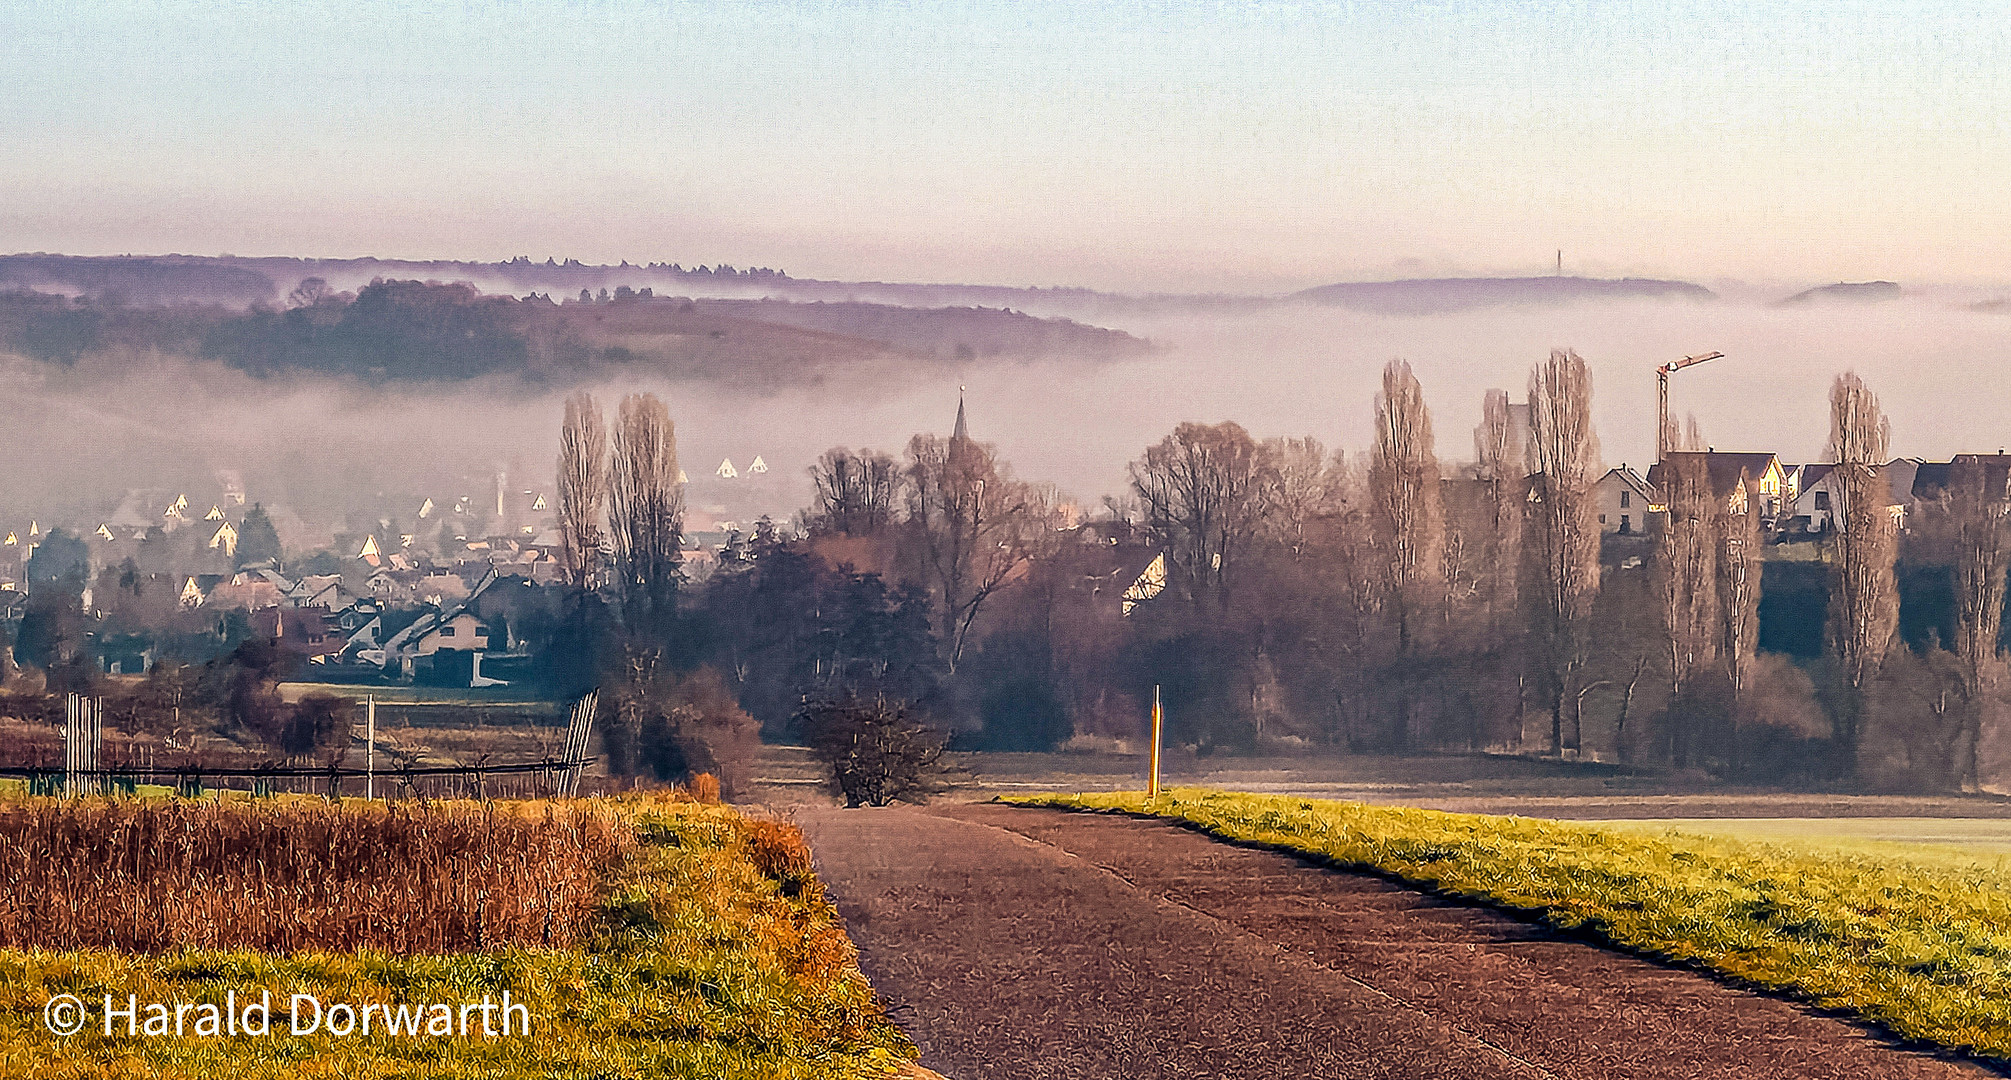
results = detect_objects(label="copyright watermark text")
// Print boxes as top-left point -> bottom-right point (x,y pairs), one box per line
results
43,991 -> 532,1039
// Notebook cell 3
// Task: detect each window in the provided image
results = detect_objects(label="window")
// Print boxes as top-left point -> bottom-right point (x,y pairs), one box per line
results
1815,491 -> 1831,511
1620,491 -> 1631,508
439,625 -> 456,637
1620,514 -> 1631,535
1598,514 -> 1607,524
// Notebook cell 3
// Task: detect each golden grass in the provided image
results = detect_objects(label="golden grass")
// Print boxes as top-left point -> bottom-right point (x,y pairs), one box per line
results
0,795 -> 912,1079
1014,788 -> 2011,1062
0,799 -> 629,953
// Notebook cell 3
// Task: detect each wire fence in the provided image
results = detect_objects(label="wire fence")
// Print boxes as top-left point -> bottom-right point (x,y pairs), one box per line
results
2,691 -> 606,800
0,757 -> 599,801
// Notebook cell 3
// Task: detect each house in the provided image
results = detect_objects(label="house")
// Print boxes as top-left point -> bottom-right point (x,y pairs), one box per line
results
1122,552 -> 1167,615
415,571 -> 470,606
1645,452 -> 1788,521
1911,454 -> 2011,506
1034,523 -> 1168,621
378,571 -> 502,684
289,573 -> 345,607
248,607 -> 345,659
179,574 -> 228,607
1593,465 -> 1654,536
344,605 -> 427,665
1787,459 -> 1916,533
1785,463 -> 1837,531
328,598 -> 381,634
415,610 -> 491,657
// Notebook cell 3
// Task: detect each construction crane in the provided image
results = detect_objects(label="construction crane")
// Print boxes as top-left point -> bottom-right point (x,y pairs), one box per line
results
1657,351 -> 1725,461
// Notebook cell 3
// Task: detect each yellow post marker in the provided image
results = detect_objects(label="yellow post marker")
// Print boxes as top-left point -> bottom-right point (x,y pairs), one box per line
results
1147,683 -> 1163,801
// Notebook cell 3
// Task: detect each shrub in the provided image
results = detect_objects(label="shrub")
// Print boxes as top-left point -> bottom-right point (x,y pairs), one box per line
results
797,693 -> 949,807
604,666 -> 760,799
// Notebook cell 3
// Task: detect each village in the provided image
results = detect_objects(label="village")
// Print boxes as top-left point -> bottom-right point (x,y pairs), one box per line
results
0,448 -> 800,689
0,383 -> 1993,697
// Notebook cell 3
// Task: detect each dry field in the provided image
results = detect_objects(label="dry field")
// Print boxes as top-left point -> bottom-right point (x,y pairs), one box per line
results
0,799 -> 628,952
0,792 -> 914,1079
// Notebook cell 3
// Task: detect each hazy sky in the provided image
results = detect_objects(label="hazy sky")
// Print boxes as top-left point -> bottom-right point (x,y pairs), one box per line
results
6,1 -> 2009,293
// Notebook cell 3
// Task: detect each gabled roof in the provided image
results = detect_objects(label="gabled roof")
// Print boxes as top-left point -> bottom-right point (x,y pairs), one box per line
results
1645,452 -> 1781,501
383,569 -> 500,656
1598,465 -> 1654,498
379,607 -> 442,652
1914,455 -> 2011,501
1792,463 -> 1837,490
371,606 -> 429,643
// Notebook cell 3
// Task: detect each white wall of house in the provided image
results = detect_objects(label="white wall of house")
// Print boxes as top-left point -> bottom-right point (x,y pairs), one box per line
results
416,612 -> 489,656
1593,470 -> 1648,536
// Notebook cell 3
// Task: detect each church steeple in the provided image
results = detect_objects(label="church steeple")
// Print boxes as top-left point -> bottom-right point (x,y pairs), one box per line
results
951,385 -> 969,446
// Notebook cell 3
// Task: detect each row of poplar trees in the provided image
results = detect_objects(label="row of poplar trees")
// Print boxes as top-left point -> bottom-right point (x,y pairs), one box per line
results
1358,354 -> 2008,789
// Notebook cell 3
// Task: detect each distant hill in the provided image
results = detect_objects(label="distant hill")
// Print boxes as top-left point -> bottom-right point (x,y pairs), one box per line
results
1778,281 -> 1902,306
0,252 -> 1149,315
1292,275 -> 1716,314
679,299 -> 1144,361
0,282 -> 1146,387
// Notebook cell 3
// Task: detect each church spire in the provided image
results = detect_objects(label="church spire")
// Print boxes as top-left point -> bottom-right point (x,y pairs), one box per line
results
952,385 -> 970,447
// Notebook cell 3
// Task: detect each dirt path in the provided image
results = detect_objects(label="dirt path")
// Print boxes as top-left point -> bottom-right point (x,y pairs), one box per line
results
796,803 -> 1998,1080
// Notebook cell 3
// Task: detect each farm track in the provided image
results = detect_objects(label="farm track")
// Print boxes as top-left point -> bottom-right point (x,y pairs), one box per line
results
796,803 -> 1998,1080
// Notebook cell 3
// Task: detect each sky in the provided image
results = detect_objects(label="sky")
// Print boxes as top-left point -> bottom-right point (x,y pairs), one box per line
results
5,1 -> 2010,293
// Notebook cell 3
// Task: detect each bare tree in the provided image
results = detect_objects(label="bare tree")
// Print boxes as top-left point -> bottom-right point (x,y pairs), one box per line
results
1658,453 -> 1719,703
1370,360 -> 1444,652
556,392 -> 609,589
609,393 -> 684,608
905,432 -> 1056,672
1949,456 -> 2011,789
807,447 -> 901,536
1473,389 -> 1524,629
1130,421 -> 1279,612
1527,349 -> 1603,754
1825,372 -> 1898,770
1260,436 -> 1344,556
1719,488 -> 1762,707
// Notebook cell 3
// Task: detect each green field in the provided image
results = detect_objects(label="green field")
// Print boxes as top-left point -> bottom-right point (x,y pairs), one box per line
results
1596,817 -> 2011,869
274,683 -> 561,708
1014,788 -> 2011,1063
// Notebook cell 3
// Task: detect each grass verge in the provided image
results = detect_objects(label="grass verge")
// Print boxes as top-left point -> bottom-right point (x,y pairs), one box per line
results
1,794 -> 913,1079
1012,787 -> 2011,1063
